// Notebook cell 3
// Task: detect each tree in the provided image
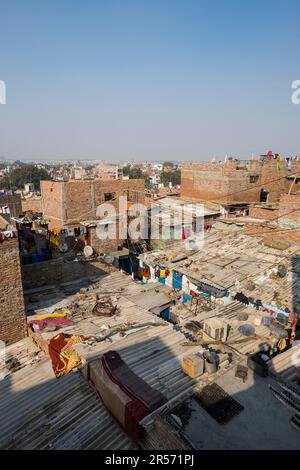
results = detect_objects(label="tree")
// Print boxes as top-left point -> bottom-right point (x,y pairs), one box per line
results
160,170 -> 181,187
128,167 -> 144,179
163,161 -> 175,169
0,164 -> 51,191
122,165 -> 131,176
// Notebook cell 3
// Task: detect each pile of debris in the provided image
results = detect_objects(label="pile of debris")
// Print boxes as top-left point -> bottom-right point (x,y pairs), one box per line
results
68,288 -> 120,320
92,296 -> 118,317
0,337 -> 43,381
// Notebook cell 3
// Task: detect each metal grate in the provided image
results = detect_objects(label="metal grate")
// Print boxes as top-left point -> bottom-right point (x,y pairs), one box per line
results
193,383 -> 244,424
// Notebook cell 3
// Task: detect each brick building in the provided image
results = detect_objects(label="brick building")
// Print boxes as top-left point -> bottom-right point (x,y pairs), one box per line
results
40,179 -> 145,254
0,193 -> 22,218
21,196 -> 43,213
41,179 -> 145,229
181,160 -> 300,204
0,236 -> 26,345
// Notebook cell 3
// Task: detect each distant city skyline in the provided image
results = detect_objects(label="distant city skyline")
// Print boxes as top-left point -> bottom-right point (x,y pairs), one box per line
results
1,0 -> 300,161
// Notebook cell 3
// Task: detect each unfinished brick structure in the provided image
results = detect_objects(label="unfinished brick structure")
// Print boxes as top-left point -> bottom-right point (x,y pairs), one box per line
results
40,179 -> 145,254
21,196 -> 43,213
279,192 -> 300,227
181,160 -> 300,203
0,237 -> 26,345
0,193 -> 22,218
248,206 -> 279,220
41,179 -> 145,229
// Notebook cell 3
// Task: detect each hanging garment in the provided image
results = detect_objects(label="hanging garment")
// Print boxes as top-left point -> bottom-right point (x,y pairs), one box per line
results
74,227 -> 81,237
49,235 -> 60,248
285,157 -> 292,170
190,290 -> 199,297
143,266 -> 151,280
172,271 -> 183,290
199,292 -> 211,298
183,294 -> 193,303
67,228 -> 75,237
48,333 -> 84,378
138,267 -> 144,279
159,269 -> 167,279
277,158 -> 284,171
148,267 -> 155,282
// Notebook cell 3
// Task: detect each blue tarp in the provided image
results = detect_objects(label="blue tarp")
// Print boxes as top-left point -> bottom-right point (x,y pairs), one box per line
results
172,271 -> 183,290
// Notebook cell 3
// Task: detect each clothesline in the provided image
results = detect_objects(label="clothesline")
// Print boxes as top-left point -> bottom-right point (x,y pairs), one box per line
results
49,226 -> 87,238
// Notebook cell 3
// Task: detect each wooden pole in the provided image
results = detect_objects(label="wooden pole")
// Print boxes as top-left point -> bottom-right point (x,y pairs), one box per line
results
288,173 -> 298,195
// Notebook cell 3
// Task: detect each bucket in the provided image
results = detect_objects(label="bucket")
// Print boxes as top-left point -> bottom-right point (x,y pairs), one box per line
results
203,351 -> 218,374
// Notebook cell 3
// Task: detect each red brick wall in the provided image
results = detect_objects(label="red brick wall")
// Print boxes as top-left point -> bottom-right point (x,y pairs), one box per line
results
244,224 -> 277,236
40,180 -> 64,229
41,179 -> 145,229
249,207 -> 279,220
181,160 -> 300,203
21,197 -> 43,213
279,193 -> 300,226
0,237 -> 26,345
0,194 -> 22,218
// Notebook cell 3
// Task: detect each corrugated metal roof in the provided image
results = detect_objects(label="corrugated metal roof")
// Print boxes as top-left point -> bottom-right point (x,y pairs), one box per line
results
3,240 -> 300,450
0,358 -> 136,450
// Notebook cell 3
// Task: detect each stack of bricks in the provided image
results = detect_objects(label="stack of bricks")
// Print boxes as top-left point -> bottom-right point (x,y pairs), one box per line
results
248,207 -> 279,220
0,236 -> 26,345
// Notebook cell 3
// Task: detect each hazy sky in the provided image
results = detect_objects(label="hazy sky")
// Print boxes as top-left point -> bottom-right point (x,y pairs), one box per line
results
1,0 -> 300,161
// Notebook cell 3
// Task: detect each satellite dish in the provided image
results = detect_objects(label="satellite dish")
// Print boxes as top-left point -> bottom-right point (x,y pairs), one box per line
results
59,243 -> 68,253
277,264 -> 287,278
84,245 -> 93,258
100,254 -> 115,265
